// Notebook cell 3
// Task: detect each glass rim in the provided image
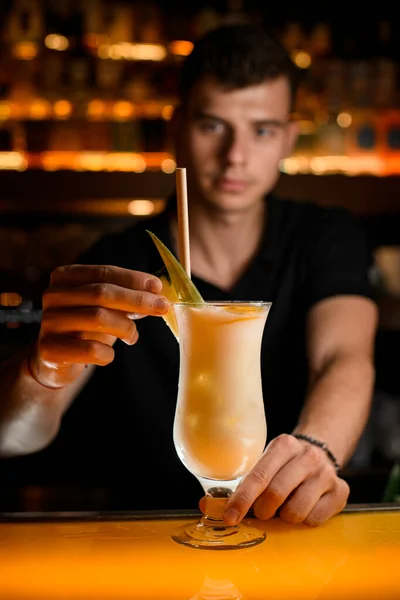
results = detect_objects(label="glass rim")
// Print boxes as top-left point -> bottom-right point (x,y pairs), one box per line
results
171,300 -> 272,307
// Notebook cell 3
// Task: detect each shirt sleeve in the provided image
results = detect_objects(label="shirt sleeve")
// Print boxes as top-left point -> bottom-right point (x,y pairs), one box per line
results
302,206 -> 376,310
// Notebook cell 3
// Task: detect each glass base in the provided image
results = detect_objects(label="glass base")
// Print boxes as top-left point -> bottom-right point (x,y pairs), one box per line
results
171,517 -> 266,550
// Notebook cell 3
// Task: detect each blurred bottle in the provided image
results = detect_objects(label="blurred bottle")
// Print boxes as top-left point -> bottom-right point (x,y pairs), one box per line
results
95,59 -> 124,99
281,22 -> 306,55
372,59 -> 396,110
135,3 -> 163,44
316,117 -> 346,158
4,0 -> 43,107
82,120 -> 111,152
40,52 -> 65,101
309,23 -> 331,59
312,60 -> 346,159
325,59 -> 346,116
105,3 -> 133,45
112,120 -> 142,153
40,0 -> 70,102
349,60 -> 371,109
344,60 -> 378,168
377,109 -> 400,175
67,3 -> 92,103
5,0 -> 44,45
344,107 -> 378,167
83,0 -> 107,49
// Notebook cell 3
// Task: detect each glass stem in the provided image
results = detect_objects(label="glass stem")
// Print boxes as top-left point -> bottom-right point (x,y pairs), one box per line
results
201,487 -> 233,527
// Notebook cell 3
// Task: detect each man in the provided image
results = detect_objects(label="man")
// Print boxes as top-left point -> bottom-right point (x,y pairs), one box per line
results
0,23 -> 377,527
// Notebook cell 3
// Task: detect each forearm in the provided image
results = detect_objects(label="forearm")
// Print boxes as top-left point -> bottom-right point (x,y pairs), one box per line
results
293,354 -> 375,468
0,345 -> 91,457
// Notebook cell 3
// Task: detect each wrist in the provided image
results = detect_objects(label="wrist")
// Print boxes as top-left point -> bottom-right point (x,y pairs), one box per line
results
292,433 -> 341,474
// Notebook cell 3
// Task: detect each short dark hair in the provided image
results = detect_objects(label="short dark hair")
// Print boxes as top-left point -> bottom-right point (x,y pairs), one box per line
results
178,22 -> 300,111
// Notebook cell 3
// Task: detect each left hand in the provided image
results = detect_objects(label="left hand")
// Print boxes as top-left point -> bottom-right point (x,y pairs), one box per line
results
221,433 -> 350,527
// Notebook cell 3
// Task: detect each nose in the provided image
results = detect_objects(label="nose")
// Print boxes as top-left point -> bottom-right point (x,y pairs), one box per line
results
221,129 -> 247,168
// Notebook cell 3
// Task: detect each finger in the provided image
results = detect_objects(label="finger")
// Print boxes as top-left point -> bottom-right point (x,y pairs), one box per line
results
278,465 -> 338,525
223,434 -> 301,525
79,313 -> 146,347
303,479 -> 350,527
253,443 -> 329,521
40,335 -> 115,366
199,496 -> 206,514
80,332 -> 116,346
43,284 -> 169,316
41,307 -> 139,346
50,265 -> 162,294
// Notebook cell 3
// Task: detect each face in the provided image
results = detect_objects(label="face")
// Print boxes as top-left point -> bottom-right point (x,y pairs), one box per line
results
174,76 -> 298,214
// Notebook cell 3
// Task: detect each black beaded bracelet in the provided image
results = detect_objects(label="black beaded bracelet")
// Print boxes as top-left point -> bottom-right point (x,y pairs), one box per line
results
292,433 -> 341,474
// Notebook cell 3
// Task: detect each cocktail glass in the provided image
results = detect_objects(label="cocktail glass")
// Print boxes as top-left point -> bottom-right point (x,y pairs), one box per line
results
171,300 -> 271,550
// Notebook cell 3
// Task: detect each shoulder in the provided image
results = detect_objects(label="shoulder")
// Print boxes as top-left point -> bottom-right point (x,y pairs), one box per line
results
271,198 -> 376,308
274,194 -> 356,226
272,195 -> 366,244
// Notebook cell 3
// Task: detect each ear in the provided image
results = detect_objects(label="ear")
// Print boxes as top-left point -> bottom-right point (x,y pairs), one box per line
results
283,119 -> 299,158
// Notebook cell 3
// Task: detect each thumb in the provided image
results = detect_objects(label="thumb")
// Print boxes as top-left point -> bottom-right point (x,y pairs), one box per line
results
29,341 -> 85,389
199,496 -> 207,514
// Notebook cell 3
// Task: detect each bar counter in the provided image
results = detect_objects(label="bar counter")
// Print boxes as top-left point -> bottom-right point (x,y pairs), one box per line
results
1,503 -> 399,599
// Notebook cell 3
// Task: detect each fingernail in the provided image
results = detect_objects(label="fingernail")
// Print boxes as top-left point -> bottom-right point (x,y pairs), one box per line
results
145,278 -> 161,293
223,508 -> 240,525
126,313 -> 146,321
123,332 -> 138,346
155,297 -> 169,313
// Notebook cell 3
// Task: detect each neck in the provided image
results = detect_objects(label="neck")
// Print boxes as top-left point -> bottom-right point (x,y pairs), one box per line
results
170,196 -> 267,291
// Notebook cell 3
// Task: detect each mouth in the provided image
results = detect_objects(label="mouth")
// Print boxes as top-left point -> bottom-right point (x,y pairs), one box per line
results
216,177 -> 248,193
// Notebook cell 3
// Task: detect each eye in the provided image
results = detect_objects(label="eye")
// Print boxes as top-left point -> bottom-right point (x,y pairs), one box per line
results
199,119 -> 224,134
256,126 -> 276,138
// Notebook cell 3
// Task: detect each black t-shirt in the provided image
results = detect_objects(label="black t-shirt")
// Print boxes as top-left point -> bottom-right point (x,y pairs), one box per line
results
0,195 -> 375,509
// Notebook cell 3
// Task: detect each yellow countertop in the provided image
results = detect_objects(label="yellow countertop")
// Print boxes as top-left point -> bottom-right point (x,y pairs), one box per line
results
1,508 -> 399,599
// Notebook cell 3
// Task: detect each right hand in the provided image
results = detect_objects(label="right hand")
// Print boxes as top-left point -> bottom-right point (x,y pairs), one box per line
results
29,264 -> 169,389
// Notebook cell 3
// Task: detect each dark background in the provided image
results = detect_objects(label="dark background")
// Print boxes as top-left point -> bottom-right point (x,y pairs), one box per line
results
0,0 -> 399,508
